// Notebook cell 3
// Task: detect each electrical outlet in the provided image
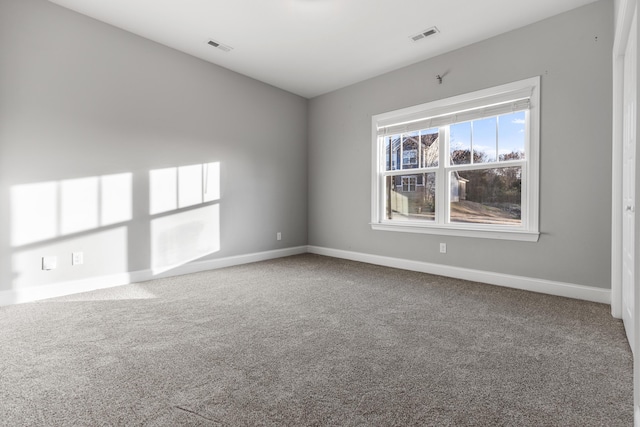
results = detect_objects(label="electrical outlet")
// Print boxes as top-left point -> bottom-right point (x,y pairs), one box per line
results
439,243 -> 447,254
277,232 -> 282,241
42,256 -> 57,271
72,252 -> 84,266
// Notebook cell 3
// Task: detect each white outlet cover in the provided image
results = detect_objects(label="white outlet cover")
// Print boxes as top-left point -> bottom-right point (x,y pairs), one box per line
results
72,252 -> 84,265
42,256 -> 58,270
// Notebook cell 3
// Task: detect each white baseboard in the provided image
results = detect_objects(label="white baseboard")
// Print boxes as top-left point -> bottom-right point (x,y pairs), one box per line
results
307,246 -> 611,304
0,245 -> 610,306
0,246 -> 307,306
142,246 -> 308,281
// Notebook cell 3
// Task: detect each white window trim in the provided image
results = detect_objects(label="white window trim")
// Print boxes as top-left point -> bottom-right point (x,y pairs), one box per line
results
370,77 -> 540,242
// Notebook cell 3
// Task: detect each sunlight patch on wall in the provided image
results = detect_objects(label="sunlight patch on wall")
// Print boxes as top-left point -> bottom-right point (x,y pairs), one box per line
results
178,164 -> 203,209
60,177 -> 99,235
149,161 -> 221,275
10,173 -> 133,247
203,161 -> 220,202
149,162 -> 220,215
101,173 -> 133,226
149,167 -> 177,215
151,204 -> 220,274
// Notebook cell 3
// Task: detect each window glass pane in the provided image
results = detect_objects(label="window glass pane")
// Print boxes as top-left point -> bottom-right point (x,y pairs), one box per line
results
498,111 -> 526,161
449,167 -> 521,225
385,173 -> 435,222
472,117 -> 497,163
450,122 -> 471,165
402,132 -> 419,169
385,135 -> 401,171
420,129 -> 439,167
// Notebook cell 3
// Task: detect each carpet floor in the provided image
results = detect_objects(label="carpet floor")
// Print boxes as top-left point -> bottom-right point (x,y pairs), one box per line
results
0,254 -> 633,426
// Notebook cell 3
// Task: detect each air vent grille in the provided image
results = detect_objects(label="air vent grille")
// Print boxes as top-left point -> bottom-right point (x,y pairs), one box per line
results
410,27 -> 439,43
207,39 -> 233,53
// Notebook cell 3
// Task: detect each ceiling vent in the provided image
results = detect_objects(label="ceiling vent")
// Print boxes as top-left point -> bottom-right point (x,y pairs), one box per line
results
410,27 -> 439,42
207,39 -> 233,53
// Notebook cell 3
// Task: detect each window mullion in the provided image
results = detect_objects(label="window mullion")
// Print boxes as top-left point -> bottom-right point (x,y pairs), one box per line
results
447,160 -> 525,172
437,126 -> 448,224
399,134 -> 404,171
382,168 -> 437,178
495,115 -> 500,161
470,121 -> 474,165
418,130 -> 422,168
381,137 -> 388,221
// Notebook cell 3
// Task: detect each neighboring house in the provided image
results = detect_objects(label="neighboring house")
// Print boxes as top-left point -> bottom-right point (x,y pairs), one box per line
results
387,132 -> 439,171
450,171 -> 468,203
387,134 -> 468,218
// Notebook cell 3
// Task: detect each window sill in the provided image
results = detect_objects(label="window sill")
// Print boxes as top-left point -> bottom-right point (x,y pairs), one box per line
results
370,222 -> 540,242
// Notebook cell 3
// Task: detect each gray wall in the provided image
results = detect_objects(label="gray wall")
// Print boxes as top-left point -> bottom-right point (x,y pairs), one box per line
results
308,0 -> 613,288
0,0 -> 308,293
0,0 -> 615,297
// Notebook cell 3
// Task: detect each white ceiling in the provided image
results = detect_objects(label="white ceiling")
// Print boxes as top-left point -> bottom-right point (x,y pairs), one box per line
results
48,0 -> 599,99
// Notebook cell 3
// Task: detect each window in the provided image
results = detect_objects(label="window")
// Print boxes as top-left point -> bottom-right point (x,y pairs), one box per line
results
371,77 -> 540,241
401,176 -> 417,192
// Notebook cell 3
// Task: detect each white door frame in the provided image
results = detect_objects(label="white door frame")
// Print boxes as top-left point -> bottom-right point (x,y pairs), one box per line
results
612,0 -> 639,423
613,0 -> 638,320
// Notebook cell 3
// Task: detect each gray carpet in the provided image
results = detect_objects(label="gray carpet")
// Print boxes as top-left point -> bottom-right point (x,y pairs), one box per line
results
0,254 -> 633,426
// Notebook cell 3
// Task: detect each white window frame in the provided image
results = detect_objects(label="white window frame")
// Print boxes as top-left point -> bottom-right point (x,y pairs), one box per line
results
371,77 -> 540,242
